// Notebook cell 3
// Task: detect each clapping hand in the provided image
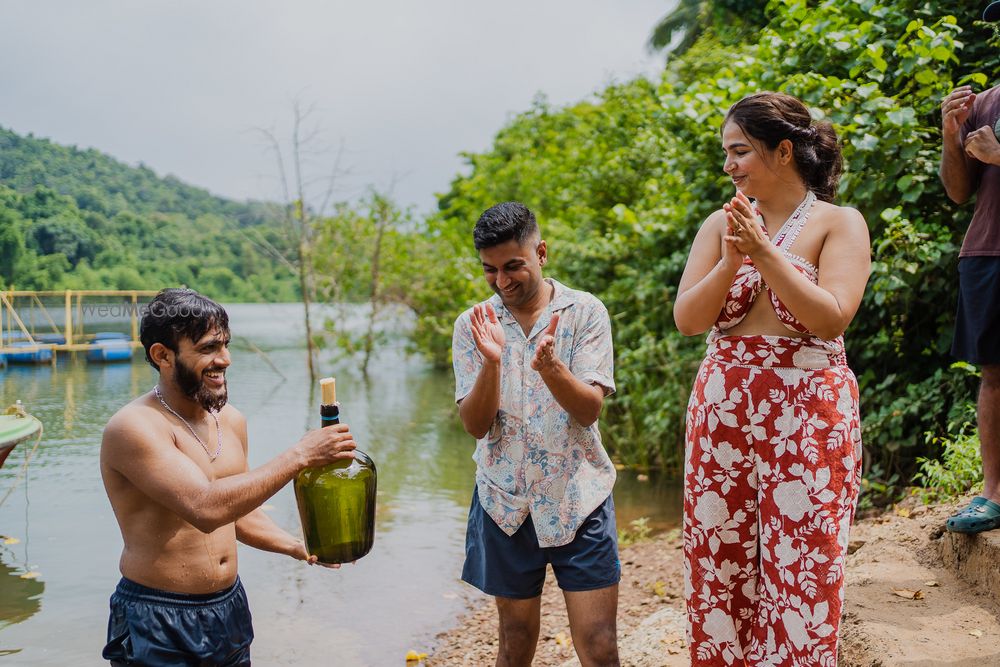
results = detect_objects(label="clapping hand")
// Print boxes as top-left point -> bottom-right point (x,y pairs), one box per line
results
723,190 -> 767,258
964,126 -> 1000,166
470,303 -> 505,364
531,314 -> 560,372
941,86 -> 975,138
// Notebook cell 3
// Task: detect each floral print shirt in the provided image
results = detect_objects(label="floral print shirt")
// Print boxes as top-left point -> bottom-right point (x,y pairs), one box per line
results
452,278 -> 616,548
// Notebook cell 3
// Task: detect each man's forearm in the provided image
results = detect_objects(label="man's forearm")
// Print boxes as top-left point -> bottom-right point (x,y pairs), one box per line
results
459,360 -> 501,439
941,133 -> 975,204
189,449 -> 304,533
236,508 -> 302,558
538,362 -> 603,427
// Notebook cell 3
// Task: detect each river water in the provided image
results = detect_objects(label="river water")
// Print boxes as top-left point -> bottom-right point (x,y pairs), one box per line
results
0,303 -> 681,665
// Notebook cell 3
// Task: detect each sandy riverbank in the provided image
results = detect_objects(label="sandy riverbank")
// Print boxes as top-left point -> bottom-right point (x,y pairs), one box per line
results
424,495 -> 1000,666
424,531 -> 687,666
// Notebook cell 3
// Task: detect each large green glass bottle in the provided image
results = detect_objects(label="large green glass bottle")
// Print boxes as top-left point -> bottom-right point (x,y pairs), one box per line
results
294,378 -> 377,564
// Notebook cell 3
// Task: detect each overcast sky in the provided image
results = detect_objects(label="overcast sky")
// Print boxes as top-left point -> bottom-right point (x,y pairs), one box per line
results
0,1 -> 671,214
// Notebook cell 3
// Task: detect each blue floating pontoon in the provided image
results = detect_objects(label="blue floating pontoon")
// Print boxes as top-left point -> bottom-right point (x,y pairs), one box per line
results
92,332 -> 130,341
5,342 -> 53,364
87,333 -> 133,363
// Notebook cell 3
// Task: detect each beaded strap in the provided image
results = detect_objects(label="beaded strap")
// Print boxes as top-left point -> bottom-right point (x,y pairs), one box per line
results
772,191 -> 817,250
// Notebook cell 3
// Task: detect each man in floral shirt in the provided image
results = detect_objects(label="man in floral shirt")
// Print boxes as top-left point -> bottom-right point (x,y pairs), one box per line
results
452,201 -> 620,666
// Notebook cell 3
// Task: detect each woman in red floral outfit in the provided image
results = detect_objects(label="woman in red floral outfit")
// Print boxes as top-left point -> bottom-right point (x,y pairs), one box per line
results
674,92 -> 871,666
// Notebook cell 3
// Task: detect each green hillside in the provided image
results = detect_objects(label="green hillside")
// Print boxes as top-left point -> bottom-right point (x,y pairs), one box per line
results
0,127 -> 298,301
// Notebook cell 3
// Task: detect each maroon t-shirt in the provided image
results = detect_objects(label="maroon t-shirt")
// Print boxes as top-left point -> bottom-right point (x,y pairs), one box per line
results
960,84 -> 1000,256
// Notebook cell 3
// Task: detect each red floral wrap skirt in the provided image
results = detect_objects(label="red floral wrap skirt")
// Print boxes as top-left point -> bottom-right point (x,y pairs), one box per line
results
683,335 -> 862,666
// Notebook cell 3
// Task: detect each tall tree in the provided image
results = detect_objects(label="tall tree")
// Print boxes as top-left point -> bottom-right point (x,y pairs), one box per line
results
0,210 -> 25,284
648,0 -> 767,56
258,101 -> 348,382
312,188 -> 410,377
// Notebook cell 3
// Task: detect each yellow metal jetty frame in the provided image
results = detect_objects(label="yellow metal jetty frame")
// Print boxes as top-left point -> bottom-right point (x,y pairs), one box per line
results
0,290 -> 159,357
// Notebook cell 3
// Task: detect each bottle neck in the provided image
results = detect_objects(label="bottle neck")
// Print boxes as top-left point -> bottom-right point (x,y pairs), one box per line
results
320,403 -> 340,427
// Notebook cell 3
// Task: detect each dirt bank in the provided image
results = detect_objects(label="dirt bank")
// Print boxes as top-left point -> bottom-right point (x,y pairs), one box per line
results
425,496 -> 1000,666
424,532 -> 688,666
837,496 -> 1000,666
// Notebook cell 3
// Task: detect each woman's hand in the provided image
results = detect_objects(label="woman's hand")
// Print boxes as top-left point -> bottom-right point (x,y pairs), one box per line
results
720,219 -> 746,272
723,191 -> 769,259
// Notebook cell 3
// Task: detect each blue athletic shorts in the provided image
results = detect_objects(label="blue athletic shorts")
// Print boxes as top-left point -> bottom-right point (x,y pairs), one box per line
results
953,256 -> 1000,366
102,576 -> 253,666
461,490 -> 621,599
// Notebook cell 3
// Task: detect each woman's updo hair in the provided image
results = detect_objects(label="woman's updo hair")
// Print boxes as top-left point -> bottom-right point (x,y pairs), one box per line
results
724,92 -> 843,203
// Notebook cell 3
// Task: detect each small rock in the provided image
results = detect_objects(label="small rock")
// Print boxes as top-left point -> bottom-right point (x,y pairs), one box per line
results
891,588 -> 924,600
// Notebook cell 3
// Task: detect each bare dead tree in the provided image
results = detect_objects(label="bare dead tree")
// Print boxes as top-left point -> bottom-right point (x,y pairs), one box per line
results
361,190 -> 393,376
256,100 -> 349,382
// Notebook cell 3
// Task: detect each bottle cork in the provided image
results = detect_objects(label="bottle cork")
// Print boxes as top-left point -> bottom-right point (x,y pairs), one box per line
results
320,377 -> 336,405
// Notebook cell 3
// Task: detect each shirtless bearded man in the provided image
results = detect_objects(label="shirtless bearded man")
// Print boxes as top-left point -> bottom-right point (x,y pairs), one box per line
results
100,288 -> 356,666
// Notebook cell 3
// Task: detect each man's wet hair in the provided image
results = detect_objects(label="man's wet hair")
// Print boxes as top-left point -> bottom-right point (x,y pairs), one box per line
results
473,201 -> 539,250
140,288 -> 230,371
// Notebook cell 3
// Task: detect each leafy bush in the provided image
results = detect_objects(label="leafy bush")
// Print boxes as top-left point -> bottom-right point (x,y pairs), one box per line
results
618,516 -> 654,547
915,410 -> 983,503
404,0 -> 994,486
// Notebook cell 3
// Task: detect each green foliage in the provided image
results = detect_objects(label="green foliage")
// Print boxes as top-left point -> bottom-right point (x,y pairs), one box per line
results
406,208 -> 487,367
403,0 -> 994,481
915,410 -> 983,503
617,516 -> 653,547
312,191 -> 422,370
0,129 -> 298,302
648,0 -> 768,56
26,214 -> 98,265
0,209 -> 26,283
4,1 -> 989,496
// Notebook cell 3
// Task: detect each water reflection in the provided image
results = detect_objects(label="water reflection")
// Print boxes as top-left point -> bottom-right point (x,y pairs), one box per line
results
0,549 -> 44,632
614,469 -> 683,534
350,365 -> 478,525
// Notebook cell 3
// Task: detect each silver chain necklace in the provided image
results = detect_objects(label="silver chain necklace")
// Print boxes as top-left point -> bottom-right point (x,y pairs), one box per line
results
153,385 -> 223,461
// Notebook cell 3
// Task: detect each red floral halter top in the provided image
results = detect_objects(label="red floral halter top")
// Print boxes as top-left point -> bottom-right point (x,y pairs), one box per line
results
715,191 -> 819,335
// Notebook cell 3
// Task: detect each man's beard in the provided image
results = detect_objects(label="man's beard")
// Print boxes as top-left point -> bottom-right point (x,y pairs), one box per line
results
175,358 -> 228,412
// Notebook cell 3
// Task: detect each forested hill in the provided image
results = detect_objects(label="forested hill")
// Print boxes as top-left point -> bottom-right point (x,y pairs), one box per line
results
0,126 -> 297,301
